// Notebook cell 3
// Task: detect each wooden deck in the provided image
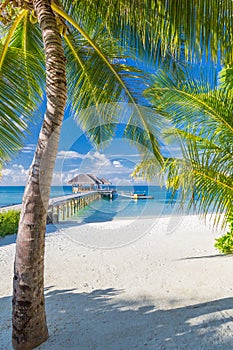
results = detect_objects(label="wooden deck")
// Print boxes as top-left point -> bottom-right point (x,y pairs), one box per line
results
0,189 -> 118,223
97,189 -> 116,199
48,192 -> 102,223
0,191 -> 101,223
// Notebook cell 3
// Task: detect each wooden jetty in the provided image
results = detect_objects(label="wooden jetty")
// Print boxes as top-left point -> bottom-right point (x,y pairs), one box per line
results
0,189 -> 116,224
47,191 -> 101,223
97,189 -> 116,199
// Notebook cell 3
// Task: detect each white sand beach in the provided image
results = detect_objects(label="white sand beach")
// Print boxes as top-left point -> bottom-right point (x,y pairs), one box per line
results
0,214 -> 233,349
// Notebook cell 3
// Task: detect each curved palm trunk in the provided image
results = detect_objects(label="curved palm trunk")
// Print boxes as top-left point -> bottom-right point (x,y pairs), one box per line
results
12,0 -> 66,349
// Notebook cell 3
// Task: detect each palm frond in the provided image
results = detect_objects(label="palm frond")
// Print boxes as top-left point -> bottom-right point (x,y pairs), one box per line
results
9,13 -> 45,107
62,0 -> 233,65
219,66 -> 233,91
143,69 -> 233,227
145,70 -> 233,143
165,150 -> 233,228
63,29 -> 138,147
131,157 -> 164,183
53,5 -> 165,161
0,10 -> 27,69
0,13 -> 45,163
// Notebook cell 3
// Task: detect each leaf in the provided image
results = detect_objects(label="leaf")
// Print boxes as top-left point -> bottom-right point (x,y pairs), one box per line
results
142,68 -> 233,227
0,12 -> 45,162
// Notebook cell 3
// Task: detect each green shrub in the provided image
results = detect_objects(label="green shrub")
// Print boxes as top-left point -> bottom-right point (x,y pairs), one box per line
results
215,214 -> 233,254
0,210 -> 20,237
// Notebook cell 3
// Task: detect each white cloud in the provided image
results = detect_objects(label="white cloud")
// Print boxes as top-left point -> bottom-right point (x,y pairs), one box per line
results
51,151 -> 114,185
51,168 -> 82,185
51,172 -> 66,186
0,151 -> 140,186
109,153 -> 140,159
0,150 -> 143,186
1,164 -> 29,185
85,151 -> 111,166
112,160 -> 123,168
57,150 -> 86,159
22,144 -> 36,153
79,151 -> 112,172
56,150 -> 112,167
68,167 -> 80,174
1,168 -> 11,176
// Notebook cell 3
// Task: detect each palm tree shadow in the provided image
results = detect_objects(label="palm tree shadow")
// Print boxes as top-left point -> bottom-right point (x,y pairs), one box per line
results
1,288 -> 233,349
38,288 -> 232,349
81,209 -> 117,224
178,254 -> 233,260
0,233 -> 17,247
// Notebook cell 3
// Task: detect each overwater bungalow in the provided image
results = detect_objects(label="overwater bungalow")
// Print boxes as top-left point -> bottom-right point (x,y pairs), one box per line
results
68,173 -> 100,193
101,177 -> 112,188
68,173 -> 111,193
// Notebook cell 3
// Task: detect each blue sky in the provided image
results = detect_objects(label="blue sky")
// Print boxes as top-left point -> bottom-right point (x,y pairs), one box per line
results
0,54 -> 168,186
0,105 -> 153,186
0,54 -> 220,186
1,55 -> 155,186
1,98 -> 182,187
0,110 -> 181,186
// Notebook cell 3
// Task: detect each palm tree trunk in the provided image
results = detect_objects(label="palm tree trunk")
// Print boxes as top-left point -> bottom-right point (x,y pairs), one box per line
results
12,0 -> 66,349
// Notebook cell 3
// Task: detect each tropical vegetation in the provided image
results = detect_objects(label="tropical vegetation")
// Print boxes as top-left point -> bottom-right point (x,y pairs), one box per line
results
1,0 -> 233,349
132,67 -> 233,257
0,210 -> 20,237
215,212 -> 233,254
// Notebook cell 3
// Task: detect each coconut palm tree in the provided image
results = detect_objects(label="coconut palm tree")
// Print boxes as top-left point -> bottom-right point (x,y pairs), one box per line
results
134,68 -> 233,228
1,0 -> 233,349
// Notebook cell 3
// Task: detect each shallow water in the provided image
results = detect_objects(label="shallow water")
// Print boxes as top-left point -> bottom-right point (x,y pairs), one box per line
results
0,185 -> 189,220
70,186 -> 187,221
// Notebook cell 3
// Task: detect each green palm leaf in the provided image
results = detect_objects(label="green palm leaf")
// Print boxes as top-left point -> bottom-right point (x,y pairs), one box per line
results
142,69 -> 233,227
62,0 -> 233,65
0,11 -> 45,163
0,45 -> 43,162
52,4 -> 165,161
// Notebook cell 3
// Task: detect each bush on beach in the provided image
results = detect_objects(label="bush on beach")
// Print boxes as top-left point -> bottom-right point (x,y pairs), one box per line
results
215,213 -> 233,254
0,210 -> 20,237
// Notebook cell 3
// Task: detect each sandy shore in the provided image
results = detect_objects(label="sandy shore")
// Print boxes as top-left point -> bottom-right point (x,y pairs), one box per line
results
0,214 -> 233,349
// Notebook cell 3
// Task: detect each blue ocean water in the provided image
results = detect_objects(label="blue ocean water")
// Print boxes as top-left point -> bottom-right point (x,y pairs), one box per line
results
0,186 -> 73,207
0,185 -> 188,219
71,185 -> 188,220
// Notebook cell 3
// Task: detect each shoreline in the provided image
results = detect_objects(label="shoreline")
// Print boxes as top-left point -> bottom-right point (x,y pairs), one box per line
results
1,214 -> 232,349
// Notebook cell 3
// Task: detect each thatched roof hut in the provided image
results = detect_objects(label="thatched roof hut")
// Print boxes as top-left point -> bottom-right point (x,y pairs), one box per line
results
101,177 -> 112,185
68,173 -> 106,192
87,174 -> 103,185
68,173 -> 101,185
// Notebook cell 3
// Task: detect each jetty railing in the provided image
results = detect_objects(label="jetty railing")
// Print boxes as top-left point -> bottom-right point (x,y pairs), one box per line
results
0,191 -> 102,224
47,191 -> 101,223
0,189 -> 117,224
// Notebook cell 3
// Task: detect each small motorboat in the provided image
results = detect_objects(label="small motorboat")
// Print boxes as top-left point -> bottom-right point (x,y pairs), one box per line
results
131,192 -> 154,199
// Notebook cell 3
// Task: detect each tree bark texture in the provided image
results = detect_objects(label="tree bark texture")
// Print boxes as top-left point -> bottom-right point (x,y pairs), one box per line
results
12,0 -> 66,349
